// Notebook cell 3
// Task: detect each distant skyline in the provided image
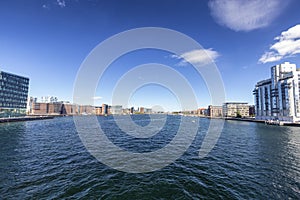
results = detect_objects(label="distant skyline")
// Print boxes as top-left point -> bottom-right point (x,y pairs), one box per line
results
1,0 -> 300,111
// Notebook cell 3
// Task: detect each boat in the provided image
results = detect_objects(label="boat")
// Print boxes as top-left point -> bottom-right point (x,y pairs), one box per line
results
265,120 -> 283,126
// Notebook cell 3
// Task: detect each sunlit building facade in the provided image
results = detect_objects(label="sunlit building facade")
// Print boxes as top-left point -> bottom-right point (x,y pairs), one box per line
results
253,62 -> 300,122
207,105 -> 223,117
111,105 -> 123,115
222,102 -> 250,118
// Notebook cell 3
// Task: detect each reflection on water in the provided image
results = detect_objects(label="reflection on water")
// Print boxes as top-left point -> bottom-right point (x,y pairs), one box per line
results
0,116 -> 299,199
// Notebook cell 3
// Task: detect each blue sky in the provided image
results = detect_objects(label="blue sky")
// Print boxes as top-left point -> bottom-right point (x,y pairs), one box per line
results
1,0 -> 300,111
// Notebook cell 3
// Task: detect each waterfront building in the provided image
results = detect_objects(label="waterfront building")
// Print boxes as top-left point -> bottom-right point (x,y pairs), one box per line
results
102,104 -> 108,115
122,108 -> 130,114
182,110 -> 197,115
27,97 -> 37,114
61,103 -> 78,115
207,105 -> 223,117
249,105 -> 255,117
144,108 -> 152,114
253,62 -> 300,122
222,102 -> 250,118
139,107 -> 145,114
110,105 -> 122,115
30,102 -> 62,115
29,101 -> 81,116
0,71 -> 29,117
197,108 -> 208,116
95,106 -> 102,115
130,107 -> 134,114
78,105 -> 94,115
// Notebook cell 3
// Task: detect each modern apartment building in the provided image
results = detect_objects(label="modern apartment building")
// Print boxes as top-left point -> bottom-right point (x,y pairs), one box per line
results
111,105 -> 123,115
253,62 -> 300,122
207,105 -> 223,117
0,71 -> 29,117
222,102 -> 250,118
102,104 -> 108,115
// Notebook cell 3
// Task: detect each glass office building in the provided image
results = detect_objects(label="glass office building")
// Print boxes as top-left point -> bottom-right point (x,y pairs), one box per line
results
0,71 -> 29,117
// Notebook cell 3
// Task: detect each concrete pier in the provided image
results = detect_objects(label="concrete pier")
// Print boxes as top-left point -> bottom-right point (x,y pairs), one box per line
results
0,116 -> 54,123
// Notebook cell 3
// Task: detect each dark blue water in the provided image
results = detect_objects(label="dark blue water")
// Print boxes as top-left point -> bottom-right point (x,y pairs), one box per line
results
0,115 -> 299,199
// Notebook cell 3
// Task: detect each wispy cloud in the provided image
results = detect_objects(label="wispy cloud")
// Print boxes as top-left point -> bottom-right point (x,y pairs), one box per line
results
42,0 -> 67,9
259,24 -> 300,63
57,0 -> 66,8
172,49 -> 219,66
208,0 -> 288,32
93,96 -> 103,100
42,4 -> 50,9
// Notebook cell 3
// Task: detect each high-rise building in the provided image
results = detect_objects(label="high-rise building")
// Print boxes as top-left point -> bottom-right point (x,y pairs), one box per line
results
130,107 -> 134,114
0,71 -> 29,117
253,62 -> 300,122
102,104 -> 108,115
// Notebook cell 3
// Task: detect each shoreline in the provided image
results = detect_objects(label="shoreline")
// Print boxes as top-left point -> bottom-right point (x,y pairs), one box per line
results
174,114 -> 300,127
0,116 -> 54,123
1,114 -> 300,127
224,117 -> 300,127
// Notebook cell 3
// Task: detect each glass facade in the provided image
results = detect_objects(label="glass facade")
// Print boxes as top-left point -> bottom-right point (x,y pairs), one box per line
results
0,71 -> 29,117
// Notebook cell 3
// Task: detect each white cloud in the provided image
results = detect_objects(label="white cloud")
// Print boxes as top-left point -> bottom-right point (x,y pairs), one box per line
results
57,0 -> 66,8
93,96 -> 103,100
42,4 -> 49,9
172,49 -> 219,66
259,24 -> 300,63
208,0 -> 287,32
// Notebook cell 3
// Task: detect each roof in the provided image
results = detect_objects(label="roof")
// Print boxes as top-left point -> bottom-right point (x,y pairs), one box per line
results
0,70 -> 29,80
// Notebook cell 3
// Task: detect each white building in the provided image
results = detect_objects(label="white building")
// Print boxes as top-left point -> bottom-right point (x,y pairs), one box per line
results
110,105 -> 123,115
253,62 -> 300,122
222,102 -> 250,118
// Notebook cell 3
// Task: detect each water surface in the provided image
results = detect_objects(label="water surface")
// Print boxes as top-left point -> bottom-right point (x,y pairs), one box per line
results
0,115 -> 299,199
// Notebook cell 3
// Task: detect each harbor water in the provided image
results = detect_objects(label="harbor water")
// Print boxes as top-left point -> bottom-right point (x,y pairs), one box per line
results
0,115 -> 299,199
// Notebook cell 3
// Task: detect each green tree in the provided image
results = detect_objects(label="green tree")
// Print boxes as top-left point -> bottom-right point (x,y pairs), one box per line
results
236,111 -> 242,118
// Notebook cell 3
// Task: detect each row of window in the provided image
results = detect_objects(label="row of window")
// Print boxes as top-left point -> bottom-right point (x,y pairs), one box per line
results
0,103 -> 26,108
0,84 -> 28,91
0,89 -> 28,95
0,73 -> 29,82
0,79 -> 29,86
0,72 -> 29,110
0,98 -> 27,103
0,81 -> 28,86
0,83 -> 28,89
0,93 -> 28,99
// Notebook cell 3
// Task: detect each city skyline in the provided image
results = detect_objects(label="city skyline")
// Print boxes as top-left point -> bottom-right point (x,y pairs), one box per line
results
1,0 -> 300,111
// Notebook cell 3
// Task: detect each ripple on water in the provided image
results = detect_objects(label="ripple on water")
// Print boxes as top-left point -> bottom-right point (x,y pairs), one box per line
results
0,116 -> 299,199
